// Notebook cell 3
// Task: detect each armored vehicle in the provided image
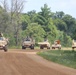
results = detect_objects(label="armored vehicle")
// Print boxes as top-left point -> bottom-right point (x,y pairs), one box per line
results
52,40 -> 61,49
22,36 -> 35,49
38,39 -> 50,49
0,33 -> 8,52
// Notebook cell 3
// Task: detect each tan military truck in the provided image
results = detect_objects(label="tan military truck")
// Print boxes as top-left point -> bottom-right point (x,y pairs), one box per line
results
52,40 -> 61,49
72,39 -> 76,49
0,33 -> 8,52
38,39 -> 50,49
22,36 -> 35,49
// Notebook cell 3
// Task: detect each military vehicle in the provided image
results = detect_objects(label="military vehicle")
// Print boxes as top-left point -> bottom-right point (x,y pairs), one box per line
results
0,33 -> 8,52
38,39 -> 50,49
22,36 -> 35,49
52,40 -> 61,49
72,39 -> 76,49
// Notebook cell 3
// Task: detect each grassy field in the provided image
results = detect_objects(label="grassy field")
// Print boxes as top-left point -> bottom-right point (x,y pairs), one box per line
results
37,50 -> 76,69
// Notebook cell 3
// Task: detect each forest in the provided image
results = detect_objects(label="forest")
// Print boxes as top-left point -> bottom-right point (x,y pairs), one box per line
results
0,0 -> 76,47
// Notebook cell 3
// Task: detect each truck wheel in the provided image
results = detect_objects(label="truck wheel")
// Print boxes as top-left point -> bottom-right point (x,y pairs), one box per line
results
40,45 -> 44,49
47,47 -> 50,49
72,47 -> 74,50
4,45 -> 8,52
30,45 -> 34,49
52,47 -> 55,49
22,46 -> 26,49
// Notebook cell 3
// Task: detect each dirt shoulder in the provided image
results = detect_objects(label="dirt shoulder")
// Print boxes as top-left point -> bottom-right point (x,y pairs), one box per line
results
0,49 -> 76,75
26,51 -> 76,75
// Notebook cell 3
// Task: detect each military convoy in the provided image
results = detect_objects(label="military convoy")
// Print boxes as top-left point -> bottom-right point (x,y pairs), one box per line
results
0,32 -> 75,51
0,33 -> 62,51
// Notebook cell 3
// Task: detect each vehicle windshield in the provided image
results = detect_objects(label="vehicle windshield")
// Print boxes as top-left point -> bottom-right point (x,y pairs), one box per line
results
24,38 -> 31,41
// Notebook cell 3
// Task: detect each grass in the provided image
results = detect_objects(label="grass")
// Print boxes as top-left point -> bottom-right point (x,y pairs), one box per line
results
37,50 -> 76,69
9,46 -> 21,49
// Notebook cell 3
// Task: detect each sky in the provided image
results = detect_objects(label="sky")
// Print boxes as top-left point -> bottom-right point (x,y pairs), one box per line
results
24,0 -> 76,18
0,0 -> 76,18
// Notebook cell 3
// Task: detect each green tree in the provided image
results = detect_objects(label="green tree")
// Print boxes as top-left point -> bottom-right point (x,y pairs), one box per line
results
46,18 -> 58,43
39,4 -> 52,20
56,31 -> 72,47
62,14 -> 76,36
27,10 -> 37,23
54,19 -> 67,32
62,32 -> 72,47
10,0 -> 26,46
35,14 -> 47,26
21,13 -> 31,30
54,11 -> 64,19
72,28 -> 76,39
23,23 -> 46,43
0,6 -> 10,33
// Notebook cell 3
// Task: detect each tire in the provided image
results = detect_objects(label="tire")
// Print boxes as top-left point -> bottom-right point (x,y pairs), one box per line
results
4,45 -> 8,52
47,47 -> 50,49
52,47 -> 55,49
40,45 -> 44,49
22,46 -> 26,49
72,47 -> 74,50
30,45 -> 34,49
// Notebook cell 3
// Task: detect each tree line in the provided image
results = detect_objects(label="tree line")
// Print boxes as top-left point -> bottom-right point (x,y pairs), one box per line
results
0,0 -> 76,47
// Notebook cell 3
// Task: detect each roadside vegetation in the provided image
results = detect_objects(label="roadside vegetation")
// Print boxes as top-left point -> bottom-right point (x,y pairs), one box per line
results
37,50 -> 76,69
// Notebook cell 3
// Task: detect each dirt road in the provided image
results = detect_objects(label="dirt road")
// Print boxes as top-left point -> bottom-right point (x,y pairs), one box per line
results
0,49 -> 76,75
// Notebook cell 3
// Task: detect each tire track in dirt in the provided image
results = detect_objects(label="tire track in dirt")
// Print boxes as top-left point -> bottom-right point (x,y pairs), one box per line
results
0,49 -> 76,75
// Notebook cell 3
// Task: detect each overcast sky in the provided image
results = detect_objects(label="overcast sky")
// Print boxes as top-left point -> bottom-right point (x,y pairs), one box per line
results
0,0 -> 76,18
24,0 -> 76,18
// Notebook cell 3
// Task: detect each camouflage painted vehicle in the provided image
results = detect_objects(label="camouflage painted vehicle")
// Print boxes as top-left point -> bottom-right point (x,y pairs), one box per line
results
38,39 -> 50,49
22,36 -> 35,49
0,33 -> 8,52
52,40 -> 61,49
72,39 -> 76,49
